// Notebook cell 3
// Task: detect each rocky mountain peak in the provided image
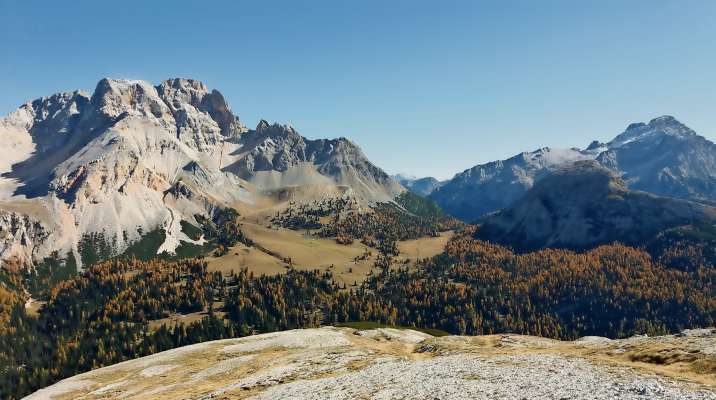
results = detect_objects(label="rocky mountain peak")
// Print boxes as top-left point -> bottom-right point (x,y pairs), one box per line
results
200,89 -> 246,136
395,175 -> 445,197
596,115 -> 716,201
254,119 -> 298,137
393,173 -> 418,182
476,159 -> 716,251
430,146 -> 597,221
645,115 -> 695,137
92,78 -> 172,123
586,140 -> 605,151
87,77 -> 247,143
609,115 -> 695,148
28,90 -> 89,119
648,115 -> 684,127
157,78 -> 211,112
625,122 -> 647,131
24,91 -> 91,145
430,114 -> 716,222
227,120 -> 401,201
156,77 -> 246,140
256,119 -> 271,132
160,78 -> 210,98
0,77 -> 404,268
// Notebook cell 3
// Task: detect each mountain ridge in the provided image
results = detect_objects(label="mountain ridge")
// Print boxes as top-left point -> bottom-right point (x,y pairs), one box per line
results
431,115 -> 716,221
0,77 -> 403,269
430,147 -> 596,221
393,175 -> 445,196
476,160 -> 716,251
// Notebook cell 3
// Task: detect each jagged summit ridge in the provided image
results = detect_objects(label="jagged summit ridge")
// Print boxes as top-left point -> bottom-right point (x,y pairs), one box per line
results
230,119 -> 402,200
157,78 -> 247,144
597,116 -> 716,201
0,77 -> 402,268
88,77 -> 247,150
432,115 -> 716,221
608,115 -> 696,148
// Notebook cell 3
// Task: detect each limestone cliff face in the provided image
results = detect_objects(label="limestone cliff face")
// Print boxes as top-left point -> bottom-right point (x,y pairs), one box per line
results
0,78 -> 401,268
0,210 -> 48,267
227,120 -> 403,201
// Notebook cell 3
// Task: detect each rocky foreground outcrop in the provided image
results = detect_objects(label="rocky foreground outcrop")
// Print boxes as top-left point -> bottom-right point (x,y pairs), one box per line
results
25,327 -> 716,399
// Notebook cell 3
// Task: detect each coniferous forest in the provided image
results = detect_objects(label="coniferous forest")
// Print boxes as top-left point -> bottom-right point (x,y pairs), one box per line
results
4,4 -> 716,398
1,224 -> 715,399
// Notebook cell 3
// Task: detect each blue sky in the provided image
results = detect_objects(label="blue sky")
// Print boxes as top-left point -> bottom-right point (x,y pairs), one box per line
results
1,1 -> 715,179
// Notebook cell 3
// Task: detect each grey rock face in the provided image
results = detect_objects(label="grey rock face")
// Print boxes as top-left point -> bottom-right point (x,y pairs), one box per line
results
476,160 -> 716,251
430,147 -> 594,221
156,78 -> 247,149
229,121 -> 308,174
227,120 -> 402,200
2,90 -> 104,198
0,210 -> 49,266
433,115 -> 716,221
599,116 -> 716,203
0,78 -> 401,267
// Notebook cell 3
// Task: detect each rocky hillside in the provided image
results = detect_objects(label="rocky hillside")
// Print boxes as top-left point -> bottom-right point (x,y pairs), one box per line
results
25,327 -> 716,399
431,147 -> 596,221
0,78 -> 402,269
476,161 -> 716,251
598,115 -> 716,202
432,116 -> 716,221
229,120 -> 402,200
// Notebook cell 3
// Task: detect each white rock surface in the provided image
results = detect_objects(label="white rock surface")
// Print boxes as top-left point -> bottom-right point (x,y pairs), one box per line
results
0,78 -> 402,268
24,327 -> 716,400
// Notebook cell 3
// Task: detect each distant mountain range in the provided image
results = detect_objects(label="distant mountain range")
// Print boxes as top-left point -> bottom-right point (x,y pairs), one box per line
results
476,160 -> 716,251
3,76 -> 716,267
0,78 -> 402,268
393,174 -> 446,197
431,116 -> 716,222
